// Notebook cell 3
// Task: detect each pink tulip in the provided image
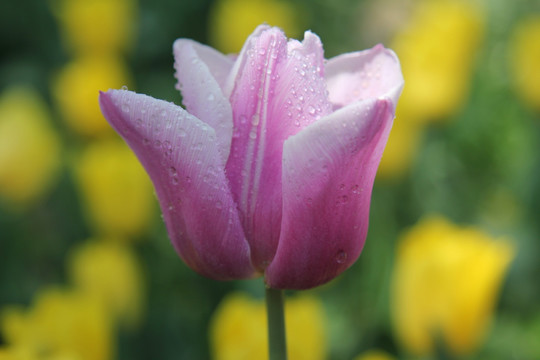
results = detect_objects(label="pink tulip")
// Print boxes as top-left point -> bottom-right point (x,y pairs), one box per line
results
99,25 -> 403,290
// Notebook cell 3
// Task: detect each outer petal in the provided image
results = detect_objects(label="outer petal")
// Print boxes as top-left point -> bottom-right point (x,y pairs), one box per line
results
99,89 -> 254,280
224,27 -> 333,270
325,44 -> 403,109
265,98 -> 396,289
173,39 -> 234,164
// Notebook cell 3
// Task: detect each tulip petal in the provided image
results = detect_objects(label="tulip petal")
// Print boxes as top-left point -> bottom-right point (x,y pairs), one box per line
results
173,39 -> 234,163
325,44 -> 403,109
225,27 -> 333,270
265,98 -> 396,289
99,89 -> 254,280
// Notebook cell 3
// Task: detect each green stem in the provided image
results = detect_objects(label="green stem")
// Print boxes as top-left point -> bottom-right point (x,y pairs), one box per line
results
265,287 -> 287,360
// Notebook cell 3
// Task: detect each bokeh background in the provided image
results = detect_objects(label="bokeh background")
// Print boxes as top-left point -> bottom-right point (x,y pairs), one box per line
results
1,0 -> 539,359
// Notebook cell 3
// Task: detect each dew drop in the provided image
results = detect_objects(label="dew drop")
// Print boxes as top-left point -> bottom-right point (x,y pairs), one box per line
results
307,105 -> 316,115
207,93 -> 215,101
168,166 -> 177,176
121,85 -> 128,90
142,138 -> 150,146
335,250 -> 347,264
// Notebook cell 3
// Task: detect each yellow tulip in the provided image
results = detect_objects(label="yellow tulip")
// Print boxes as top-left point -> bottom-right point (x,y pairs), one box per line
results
509,15 -> 540,111
377,105 -> 424,179
73,138 -> 155,237
208,0 -> 301,54
53,56 -> 131,137
210,292 -> 326,360
391,216 -> 515,356
0,288 -> 113,360
52,0 -> 137,56
392,0 -> 484,122
0,86 -> 61,209
67,239 -> 145,329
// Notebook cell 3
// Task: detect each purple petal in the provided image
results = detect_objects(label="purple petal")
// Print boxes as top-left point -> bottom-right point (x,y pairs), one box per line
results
173,39 -> 234,163
99,89 -> 254,280
174,39 -> 234,90
224,27 -> 333,271
265,98 -> 396,289
325,44 -> 403,110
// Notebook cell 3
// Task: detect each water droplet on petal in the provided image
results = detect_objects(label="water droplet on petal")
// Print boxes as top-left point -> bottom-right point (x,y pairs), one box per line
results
336,250 -> 347,264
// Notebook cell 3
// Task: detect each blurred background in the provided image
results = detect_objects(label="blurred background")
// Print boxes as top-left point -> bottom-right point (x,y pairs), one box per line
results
0,0 -> 539,359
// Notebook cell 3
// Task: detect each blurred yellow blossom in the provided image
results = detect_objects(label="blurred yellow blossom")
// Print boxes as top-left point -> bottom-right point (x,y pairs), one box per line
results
0,288 -> 113,360
0,86 -> 61,209
353,349 -> 396,360
379,0 -> 484,178
210,292 -> 326,360
378,107 -> 423,178
52,0 -> 137,56
0,346 -> 79,360
68,239 -> 145,329
392,0 -> 484,122
208,0 -> 301,53
73,138 -> 155,237
53,56 -> 131,137
509,15 -> 540,111
391,216 -> 515,356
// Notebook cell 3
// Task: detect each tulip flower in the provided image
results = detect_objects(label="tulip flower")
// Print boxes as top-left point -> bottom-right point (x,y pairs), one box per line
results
99,25 -> 403,290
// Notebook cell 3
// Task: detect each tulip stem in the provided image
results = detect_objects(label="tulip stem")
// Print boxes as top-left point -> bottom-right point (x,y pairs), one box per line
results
265,287 -> 287,360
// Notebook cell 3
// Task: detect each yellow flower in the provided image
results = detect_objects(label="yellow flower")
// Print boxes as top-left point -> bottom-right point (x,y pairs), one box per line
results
210,292 -> 326,360
52,0 -> 137,56
0,346 -> 79,360
208,0 -> 301,54
0,86 -> 61,209
67,239 -> 145,329
73,138 -> 155,237
377,105 -> 424,178
0,288 -> 113,360
53,56 -> 131,137
353,349 -> 396,360
509,15 -> 540,111
391,0 -> 484,122
391,216 -> 515,356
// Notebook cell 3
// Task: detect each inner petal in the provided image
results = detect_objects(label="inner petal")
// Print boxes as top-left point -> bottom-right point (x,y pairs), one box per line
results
225,28 -> 333,270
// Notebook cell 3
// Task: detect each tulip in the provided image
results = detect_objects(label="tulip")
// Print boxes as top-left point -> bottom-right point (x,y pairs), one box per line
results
99,25 -> 403,290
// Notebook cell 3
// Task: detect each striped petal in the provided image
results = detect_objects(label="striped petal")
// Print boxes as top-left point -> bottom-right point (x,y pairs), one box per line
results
224,27 -> 333,270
